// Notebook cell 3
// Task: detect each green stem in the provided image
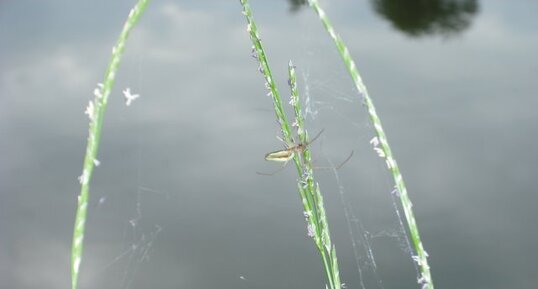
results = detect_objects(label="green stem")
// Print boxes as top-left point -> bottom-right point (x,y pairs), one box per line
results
307,0 -> 434,288
71,1 -> 150,289
239,2 -> 342,289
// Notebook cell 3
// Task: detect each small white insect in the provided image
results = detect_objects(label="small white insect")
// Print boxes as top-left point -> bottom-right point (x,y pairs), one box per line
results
123,88 -> 140,106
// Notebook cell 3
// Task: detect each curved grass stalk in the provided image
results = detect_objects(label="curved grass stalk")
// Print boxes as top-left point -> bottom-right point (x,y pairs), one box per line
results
239,1 -> 341,289
307,0 -> 434,288
71,1 -> 150,289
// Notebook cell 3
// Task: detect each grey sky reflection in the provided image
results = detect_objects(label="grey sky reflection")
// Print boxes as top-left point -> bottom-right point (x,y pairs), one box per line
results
1,0 -> 538,289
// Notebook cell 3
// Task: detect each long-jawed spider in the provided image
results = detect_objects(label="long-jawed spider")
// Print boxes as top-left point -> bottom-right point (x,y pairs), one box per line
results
258,129 -> 353,176
264,129 -> 325,163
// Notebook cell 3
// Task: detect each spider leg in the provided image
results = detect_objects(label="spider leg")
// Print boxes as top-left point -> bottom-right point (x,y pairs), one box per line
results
310,150 -> 354,171
304,128 -> 325,147
256,160 -> 290,176
335,150 -> 354,170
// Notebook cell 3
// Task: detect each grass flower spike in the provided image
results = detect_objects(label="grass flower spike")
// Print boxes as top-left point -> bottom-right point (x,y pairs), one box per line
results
307,0 -> 434,288
240,1 -> 342,289
71,1 -> 150,289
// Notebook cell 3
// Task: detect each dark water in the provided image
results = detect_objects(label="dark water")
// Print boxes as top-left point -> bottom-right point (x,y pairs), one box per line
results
2,0 -> 537,288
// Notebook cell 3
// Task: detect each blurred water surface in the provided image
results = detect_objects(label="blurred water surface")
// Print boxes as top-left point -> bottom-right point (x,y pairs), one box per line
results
1,0 -> 537,288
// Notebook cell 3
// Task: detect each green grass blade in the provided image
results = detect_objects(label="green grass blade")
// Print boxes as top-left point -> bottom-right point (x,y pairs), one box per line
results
307,0 -> 434,288
239,2 -> 342,288
71,1 -> 150,289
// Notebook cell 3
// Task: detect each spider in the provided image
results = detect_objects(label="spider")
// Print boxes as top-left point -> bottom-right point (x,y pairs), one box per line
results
264,129 -> 325,163
258,129 -> 353,176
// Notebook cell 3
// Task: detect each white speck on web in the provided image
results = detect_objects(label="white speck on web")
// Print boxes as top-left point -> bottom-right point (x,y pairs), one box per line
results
123,88 -> 140,106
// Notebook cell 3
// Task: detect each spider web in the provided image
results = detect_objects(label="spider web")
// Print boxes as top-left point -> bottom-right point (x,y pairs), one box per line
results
79,55 -> 169,289
91,187 -> 164,289
81,5 -> 422,289
85,143 -> 167,289
276,11 -> 422,289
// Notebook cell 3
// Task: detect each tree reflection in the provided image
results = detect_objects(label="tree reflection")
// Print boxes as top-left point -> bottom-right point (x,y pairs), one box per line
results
371,0 -> 479,36
288,0 -> 308,13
